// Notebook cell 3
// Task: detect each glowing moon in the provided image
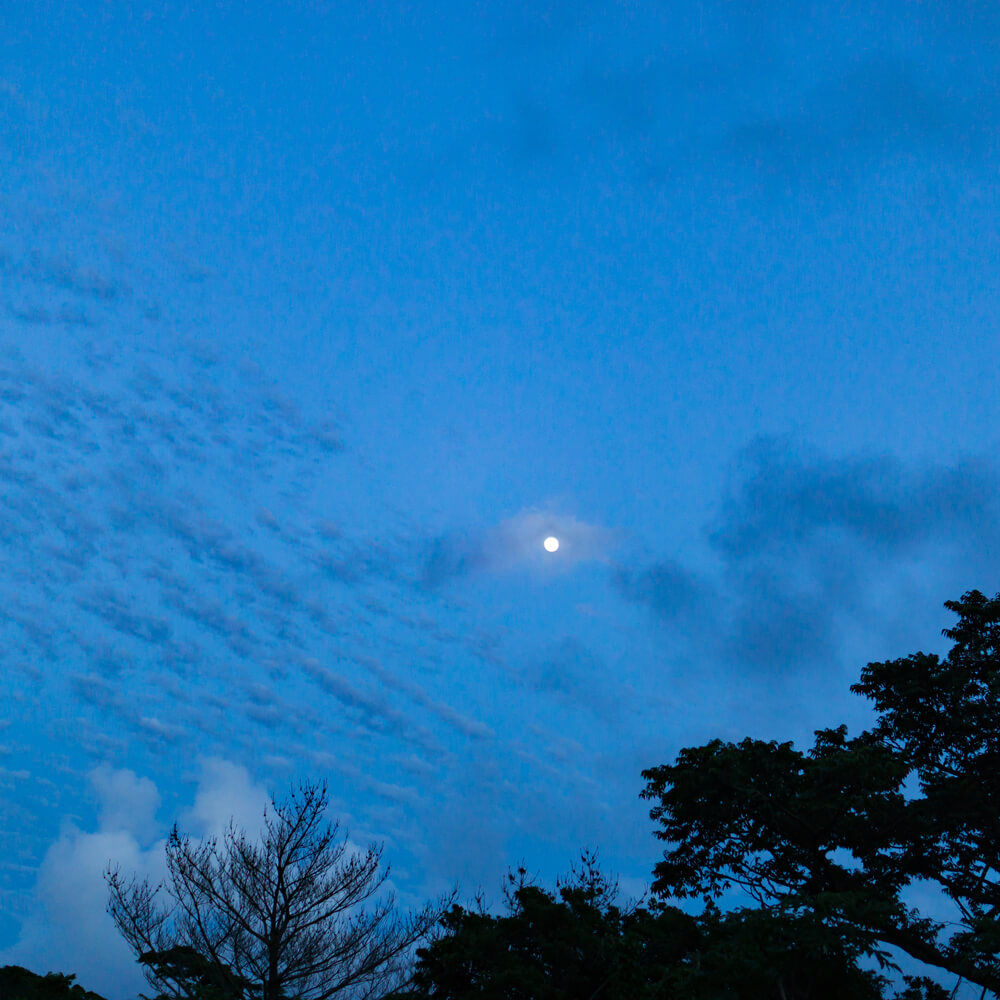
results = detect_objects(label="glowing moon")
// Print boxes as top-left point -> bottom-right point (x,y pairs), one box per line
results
543,536 -> 560,552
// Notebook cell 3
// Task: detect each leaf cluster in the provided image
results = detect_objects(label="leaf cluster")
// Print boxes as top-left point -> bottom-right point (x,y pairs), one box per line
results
0,966 -> 109,1000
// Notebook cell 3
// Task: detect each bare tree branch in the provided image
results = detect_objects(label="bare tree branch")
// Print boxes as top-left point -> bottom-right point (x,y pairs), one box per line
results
105,779 -> 457,1000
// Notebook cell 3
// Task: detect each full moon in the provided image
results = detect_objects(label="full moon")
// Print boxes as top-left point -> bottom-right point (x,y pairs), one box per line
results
543,536 -> 559,552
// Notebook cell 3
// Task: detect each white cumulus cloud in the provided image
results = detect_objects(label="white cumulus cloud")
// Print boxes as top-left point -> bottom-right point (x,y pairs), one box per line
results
89,764 -> 161,844
0,758 -> 272,1000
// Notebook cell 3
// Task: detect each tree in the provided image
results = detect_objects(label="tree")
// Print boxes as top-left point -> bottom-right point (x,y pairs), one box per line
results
106,780 -> 456,1000
135,945 -> 254,1000
666,902 -> 937,1000
391,849 -> 676,1000
640,589 -> 1000,999
0,966 -> 108,1000
392,850 -> 896,999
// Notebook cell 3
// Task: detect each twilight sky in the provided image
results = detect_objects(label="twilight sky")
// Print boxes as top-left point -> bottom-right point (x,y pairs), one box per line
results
1,3 -> 999,997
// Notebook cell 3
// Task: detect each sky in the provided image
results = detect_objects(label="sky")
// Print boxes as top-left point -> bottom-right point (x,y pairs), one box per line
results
1,1 -> 998,997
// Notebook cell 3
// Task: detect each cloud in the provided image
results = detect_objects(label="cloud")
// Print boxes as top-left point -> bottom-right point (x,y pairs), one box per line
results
25,251 -> 124,302
714,54 -> 995,185
709,437 -> 1000,564
516,638 -> 621,724
422,508 -> 618,586
614,436 -> 1000,677
0,759 -> 274,1000
178,758 -> 271,840
0,283 -> 503,883
461,3 -> 1000,189
353,653 -> 494,740
613,559 -> 710,629
0,826 -> 164,1000
88,765 -> 161,845
298,657 -> 414,739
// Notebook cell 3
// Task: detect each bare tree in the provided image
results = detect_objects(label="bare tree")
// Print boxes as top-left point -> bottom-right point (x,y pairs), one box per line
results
106,780 -> 456,1000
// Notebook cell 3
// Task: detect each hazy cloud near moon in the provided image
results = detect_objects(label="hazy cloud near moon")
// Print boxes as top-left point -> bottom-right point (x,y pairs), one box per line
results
421,509 -> 618,586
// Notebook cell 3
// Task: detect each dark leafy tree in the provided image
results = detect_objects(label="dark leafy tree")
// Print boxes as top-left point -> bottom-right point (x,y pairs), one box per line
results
391,850 -> 901,999
389,849 -> 672,1000
0,967 -> 108,1000
106,781 -> 455,1000
136,945 -> 255,1000
640,589 -> 1000,999
667,902 -> 944,1000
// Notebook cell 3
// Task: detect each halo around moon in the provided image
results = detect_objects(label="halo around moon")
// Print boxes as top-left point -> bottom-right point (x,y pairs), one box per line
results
543,536 -> 559,552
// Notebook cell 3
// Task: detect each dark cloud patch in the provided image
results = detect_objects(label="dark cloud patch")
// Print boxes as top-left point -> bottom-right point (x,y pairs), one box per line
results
1,244 -> 128,336
77,588 -> 174,645
69,673 -> 120,712
710,438 -> 1000,561
710,442 -> 916,559
460,4 -> 1000,188
722,572 -> 834,675
298,657 -> 443,754
522,638 -> 619,723
613,559 -> 710,627
508,93 -> 560,162
311,535 -> 400,586
420,535 -> 485,588
353,653 -> 494,740
712,55 -> 998,193
7,303 -> 94,327
617,436 -> 1000,677
25,252 -> 124,302
158,585 -> 254,655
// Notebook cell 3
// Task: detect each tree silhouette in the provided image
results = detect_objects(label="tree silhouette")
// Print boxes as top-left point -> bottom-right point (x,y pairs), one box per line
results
135,945 -> 255,1000
0,966 -> 108,1000
106,780 -> 455,1000
641,589 -> 1000,999
391,849 -> 900,999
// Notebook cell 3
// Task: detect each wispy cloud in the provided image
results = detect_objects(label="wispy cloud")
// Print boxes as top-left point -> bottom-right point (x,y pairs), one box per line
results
0,228 -> 519,925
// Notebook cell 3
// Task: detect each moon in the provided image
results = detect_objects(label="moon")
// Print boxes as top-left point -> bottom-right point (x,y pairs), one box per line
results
543,536 -> 559,552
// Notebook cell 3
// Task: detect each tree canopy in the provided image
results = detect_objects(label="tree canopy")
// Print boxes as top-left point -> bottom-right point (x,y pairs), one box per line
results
135,946 -> 255,1000
640,588 -> 1000,998
0,967 -> 108,1000
391,851 -> 905,999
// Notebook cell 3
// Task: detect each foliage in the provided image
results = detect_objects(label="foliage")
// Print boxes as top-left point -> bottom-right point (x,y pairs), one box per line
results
391,850 -> 903,999
136,945 -> 255,1000
0,966 -> 108,1000
388,849 -> 670,999
106,781 -> 455,1000
640,589 -> 1000,999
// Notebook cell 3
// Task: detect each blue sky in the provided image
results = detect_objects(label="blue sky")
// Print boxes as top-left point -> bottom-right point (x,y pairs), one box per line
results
1,2 -> 999,996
